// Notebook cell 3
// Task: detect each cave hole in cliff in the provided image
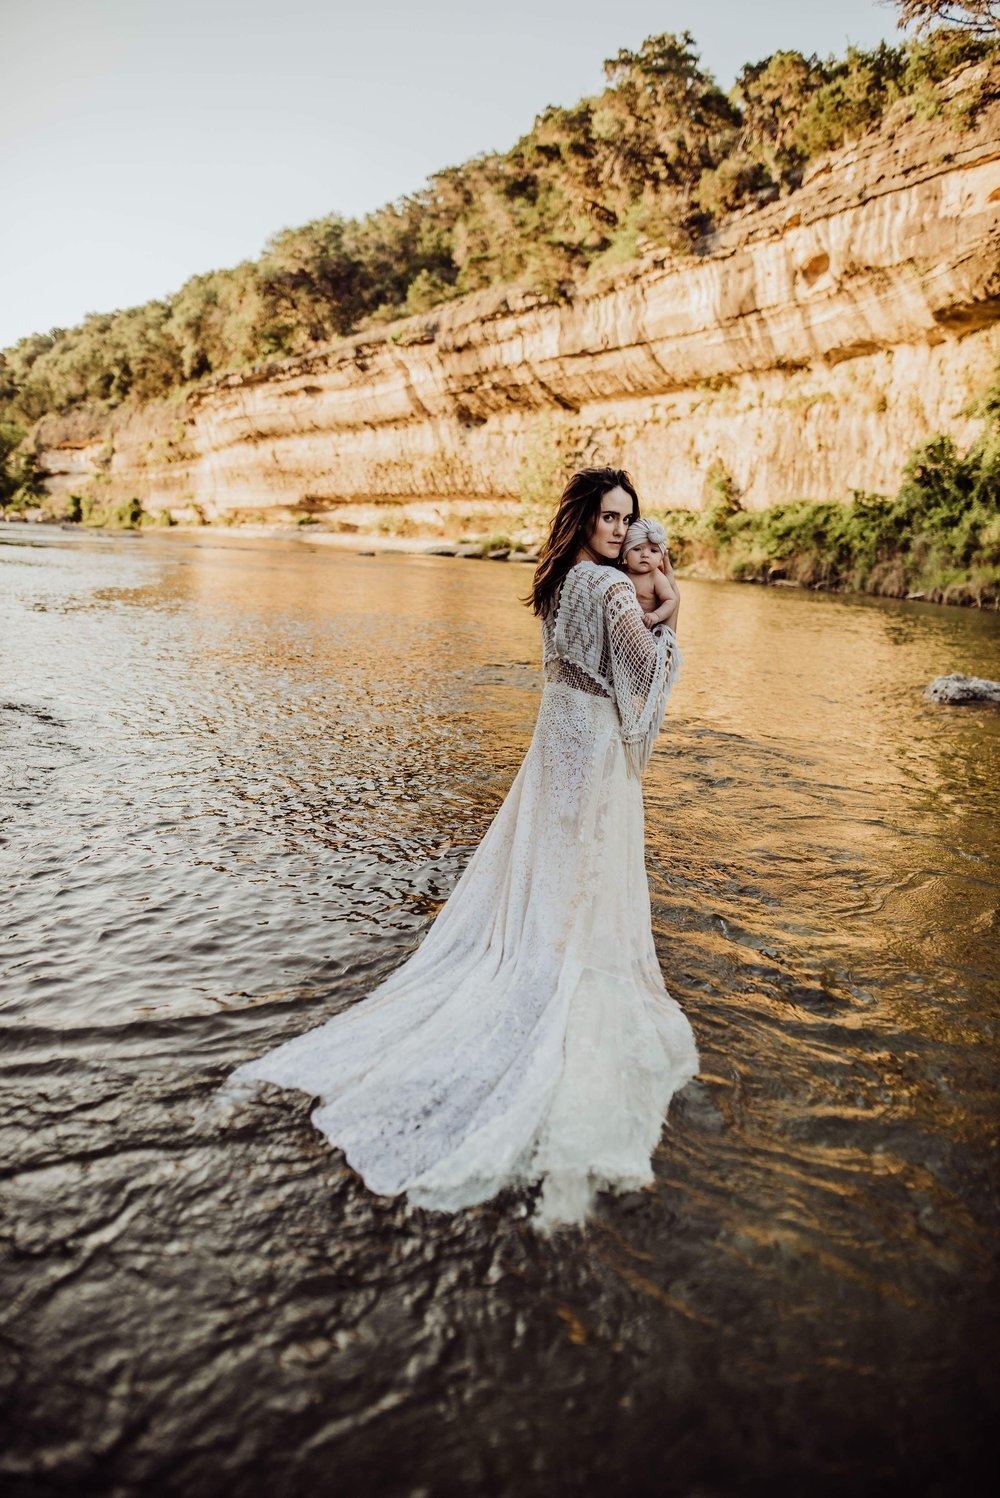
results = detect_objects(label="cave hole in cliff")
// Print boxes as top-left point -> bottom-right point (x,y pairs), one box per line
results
800,252 -> 831,288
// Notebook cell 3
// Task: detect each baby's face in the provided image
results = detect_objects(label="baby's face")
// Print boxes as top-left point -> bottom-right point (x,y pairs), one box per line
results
624,541 -> 663,574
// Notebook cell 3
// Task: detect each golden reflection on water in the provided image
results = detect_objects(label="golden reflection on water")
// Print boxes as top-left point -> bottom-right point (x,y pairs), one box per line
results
4,527 -> 996,1048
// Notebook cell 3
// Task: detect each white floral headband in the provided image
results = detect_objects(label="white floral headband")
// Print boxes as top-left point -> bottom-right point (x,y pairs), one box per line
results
622,517 -> 667,558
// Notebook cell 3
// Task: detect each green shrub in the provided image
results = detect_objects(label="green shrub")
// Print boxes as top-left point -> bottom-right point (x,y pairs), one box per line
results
0,421 -> 45,507
478,533 -> 513,554
79,493 -> 146,529
661,363 -> 1000,605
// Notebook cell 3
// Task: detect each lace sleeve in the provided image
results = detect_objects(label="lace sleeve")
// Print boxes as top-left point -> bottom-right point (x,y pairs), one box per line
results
603,577 -> 682,777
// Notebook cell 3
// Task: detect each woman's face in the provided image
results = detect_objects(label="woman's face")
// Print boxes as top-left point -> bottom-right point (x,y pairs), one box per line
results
586,485 -> 635,561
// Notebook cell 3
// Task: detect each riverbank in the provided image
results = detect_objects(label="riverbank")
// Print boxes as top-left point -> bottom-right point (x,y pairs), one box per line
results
9,357 -> 999,606
5,473 -> 997,608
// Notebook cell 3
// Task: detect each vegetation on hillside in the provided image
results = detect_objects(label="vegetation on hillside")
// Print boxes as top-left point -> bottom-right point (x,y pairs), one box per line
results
0,21 -> 995,453
658,365 -> 1000,606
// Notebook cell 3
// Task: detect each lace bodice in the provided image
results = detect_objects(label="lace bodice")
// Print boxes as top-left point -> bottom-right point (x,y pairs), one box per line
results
540,561 -> 682,777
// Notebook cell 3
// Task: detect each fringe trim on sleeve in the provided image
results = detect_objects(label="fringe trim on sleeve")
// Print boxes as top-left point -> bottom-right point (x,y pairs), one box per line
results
621,625 -> 683,780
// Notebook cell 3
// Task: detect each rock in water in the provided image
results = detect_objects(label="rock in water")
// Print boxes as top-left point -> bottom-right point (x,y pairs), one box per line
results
924,673 -> 1000,705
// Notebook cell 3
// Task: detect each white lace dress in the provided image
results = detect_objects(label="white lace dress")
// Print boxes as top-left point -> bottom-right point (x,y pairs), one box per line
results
224,560 -> 699,1233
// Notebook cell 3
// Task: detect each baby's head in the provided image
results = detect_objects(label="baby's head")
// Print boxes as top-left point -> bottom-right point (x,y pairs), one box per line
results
621,517 -> 667,575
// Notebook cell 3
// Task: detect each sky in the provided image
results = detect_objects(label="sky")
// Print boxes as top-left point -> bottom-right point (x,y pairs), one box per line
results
2,0 -> 907,350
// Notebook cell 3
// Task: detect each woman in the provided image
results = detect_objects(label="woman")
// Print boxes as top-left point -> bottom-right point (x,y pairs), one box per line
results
224,466 -> 699,1233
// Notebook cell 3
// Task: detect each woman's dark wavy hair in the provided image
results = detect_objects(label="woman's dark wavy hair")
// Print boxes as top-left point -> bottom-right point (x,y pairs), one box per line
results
525,466 -> 641,618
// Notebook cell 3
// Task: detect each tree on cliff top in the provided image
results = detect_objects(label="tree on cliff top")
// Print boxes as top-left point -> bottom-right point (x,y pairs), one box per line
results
597,31 -> 738,196
886,2 -> 999,34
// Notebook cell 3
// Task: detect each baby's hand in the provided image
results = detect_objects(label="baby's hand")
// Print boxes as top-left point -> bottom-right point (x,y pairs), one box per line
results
642,611 -> 658,628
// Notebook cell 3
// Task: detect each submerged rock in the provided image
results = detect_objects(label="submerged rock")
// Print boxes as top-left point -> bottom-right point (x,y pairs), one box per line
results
924,673 -> 1000,704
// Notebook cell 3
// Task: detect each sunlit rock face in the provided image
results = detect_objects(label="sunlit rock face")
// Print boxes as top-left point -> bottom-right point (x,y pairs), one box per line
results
35,63 -> 1000,529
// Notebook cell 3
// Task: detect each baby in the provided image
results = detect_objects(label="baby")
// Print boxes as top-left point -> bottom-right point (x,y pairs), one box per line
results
621,517 -> 679,629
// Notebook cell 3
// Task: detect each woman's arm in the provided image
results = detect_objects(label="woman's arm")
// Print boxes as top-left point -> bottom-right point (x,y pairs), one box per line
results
605,579 -> 679,705
604,577 -> 683,775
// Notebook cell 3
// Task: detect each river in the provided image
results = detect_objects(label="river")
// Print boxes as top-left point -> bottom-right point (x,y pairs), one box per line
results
1,523 -> 997,1496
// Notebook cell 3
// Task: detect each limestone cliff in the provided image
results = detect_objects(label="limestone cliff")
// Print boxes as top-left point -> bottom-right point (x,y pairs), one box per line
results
34,62 -> 1000,536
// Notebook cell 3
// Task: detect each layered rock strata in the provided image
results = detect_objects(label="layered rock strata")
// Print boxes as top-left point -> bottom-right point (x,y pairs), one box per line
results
34,63 -> 1000,530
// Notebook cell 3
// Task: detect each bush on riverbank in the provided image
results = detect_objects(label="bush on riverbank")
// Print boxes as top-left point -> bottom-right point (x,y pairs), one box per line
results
62,492 -> 170,529
0,421 -> 45,508
661,371 -> 1000,606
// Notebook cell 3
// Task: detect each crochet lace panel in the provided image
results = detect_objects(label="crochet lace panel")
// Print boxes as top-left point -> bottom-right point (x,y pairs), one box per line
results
541,562 -> 682,776
543,659 -> 610,697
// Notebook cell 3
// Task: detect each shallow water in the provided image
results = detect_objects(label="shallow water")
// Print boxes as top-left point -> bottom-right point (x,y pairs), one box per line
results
1,524 -> 998,1496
